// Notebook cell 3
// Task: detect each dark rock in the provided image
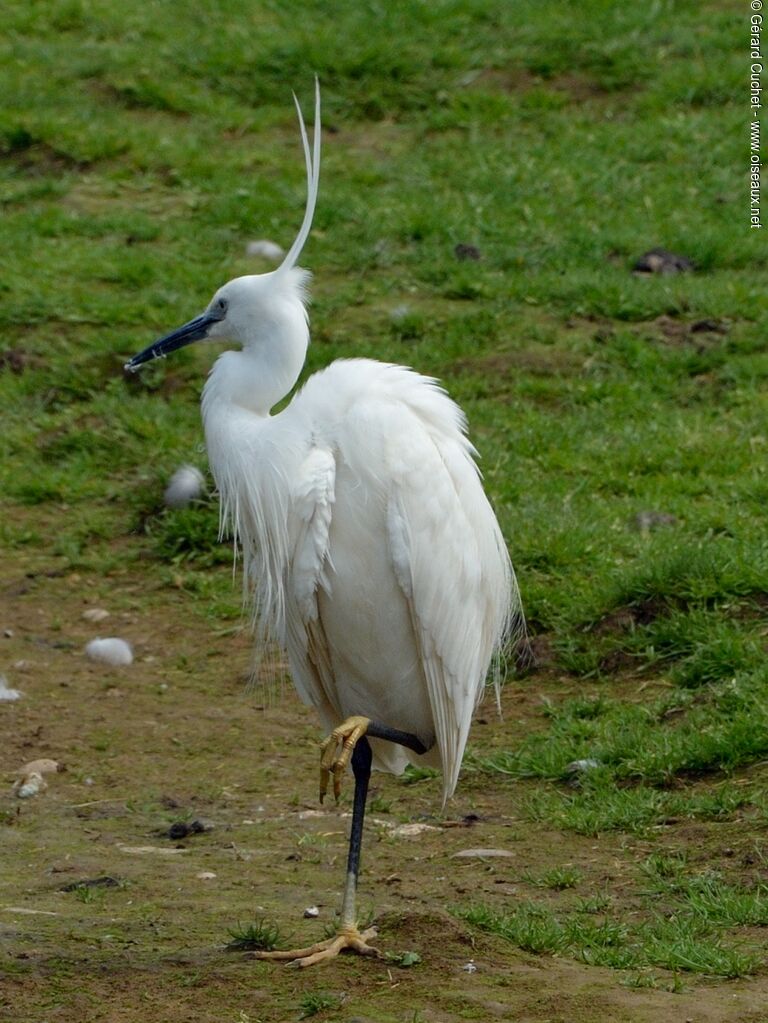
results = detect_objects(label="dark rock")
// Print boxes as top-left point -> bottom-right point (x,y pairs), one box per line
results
454,243 -> 482,261
60,876 -> 121,892
0,348 -> 31,374
690,318 -> 728,334
633,248 -> 694,275
167,819 -> 207,840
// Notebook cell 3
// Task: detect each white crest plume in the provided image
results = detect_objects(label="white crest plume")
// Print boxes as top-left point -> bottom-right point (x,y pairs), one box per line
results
278,77 -> 321,274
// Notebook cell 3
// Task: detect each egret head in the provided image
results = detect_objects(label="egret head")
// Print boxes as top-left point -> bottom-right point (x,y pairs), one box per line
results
124,268 -> 310,372
124,81 -> 319,375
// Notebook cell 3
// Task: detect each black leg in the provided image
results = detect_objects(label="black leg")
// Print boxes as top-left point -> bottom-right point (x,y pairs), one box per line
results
346,735 -> 372,892
366,721 -> 429,756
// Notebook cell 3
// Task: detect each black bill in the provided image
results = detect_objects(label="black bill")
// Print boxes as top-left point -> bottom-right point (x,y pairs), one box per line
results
124,312 -> 218,372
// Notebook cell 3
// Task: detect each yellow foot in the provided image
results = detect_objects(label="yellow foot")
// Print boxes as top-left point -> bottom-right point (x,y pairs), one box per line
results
249,926 -> 379,968
319,715 -> 371,802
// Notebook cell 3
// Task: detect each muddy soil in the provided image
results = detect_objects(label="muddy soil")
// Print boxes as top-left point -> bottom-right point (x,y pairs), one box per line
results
1,552 -> 767,1023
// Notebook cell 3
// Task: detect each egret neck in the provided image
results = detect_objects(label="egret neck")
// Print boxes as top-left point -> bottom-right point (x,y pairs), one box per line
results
201,270 -> 310,419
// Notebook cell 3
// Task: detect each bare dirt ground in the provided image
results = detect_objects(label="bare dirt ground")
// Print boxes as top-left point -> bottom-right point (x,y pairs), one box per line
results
2,550 -> 768,1023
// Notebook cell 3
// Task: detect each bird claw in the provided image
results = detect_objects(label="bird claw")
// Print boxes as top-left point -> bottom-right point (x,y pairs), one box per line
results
249,926 -> 379,967
318,715 -> 371,802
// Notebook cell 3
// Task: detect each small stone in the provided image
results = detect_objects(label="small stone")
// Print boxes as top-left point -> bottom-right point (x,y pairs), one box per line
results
85,638 -> 133,667
462,959 -> 478,973
60,876 -> 120,892
565,758 -> 601,776
246,239 -> 285,261
196,871 -> 217,880
633,248 -> 694,275
452,848 -> 515,859
0,675 -> 22,701
13,759 -> 61,799
167,820 -> 207,841
690,318 -> 728,334
389,304 -> 411,322
303,905 -> 320,918
14,773 -> 46,799
3,628 -> 13,638
164,465 -> 205,509
454,243 -> 482,261
390,822 -> 441,838
82,608 -> 110,623
117,844 -> 188,856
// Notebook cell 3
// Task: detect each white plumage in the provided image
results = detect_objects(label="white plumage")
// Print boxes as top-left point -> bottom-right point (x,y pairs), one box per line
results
203,348 -> 519,801
126,82 -> 522,964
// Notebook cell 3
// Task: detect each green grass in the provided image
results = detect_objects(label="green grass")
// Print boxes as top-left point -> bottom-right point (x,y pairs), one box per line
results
524,867 -> 583,891
461,900 -> 762,979
0,0 -> 765,993
462,852 -> 768,979
298,992 -> 342,1019
226,917 -> 286,952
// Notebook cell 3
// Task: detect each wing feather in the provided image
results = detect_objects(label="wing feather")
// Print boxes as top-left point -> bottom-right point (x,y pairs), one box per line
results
284,447 -> 338,724
384,395 -> 518,802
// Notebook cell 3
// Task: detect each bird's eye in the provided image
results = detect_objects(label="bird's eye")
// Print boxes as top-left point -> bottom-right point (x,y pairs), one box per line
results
217,298 -> 227,312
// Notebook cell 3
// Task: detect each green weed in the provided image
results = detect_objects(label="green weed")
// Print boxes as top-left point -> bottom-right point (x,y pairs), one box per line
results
461,900 -> 761,978
525,867 -> 583,891
298,992 -> 341,1019
226,917 -> 286,952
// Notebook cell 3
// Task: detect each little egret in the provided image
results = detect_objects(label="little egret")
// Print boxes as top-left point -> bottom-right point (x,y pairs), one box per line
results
126,82 -> 523,967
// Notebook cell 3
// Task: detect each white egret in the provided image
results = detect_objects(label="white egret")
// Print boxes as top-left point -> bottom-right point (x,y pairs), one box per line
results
126,82 -> 523,967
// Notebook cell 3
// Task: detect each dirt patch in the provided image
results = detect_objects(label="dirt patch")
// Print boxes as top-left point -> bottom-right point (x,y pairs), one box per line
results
466,67 -> 628,102
2,553 -> 768,1022
453,347 -> 584,379
651,315 -> 731,347
592,597 -> 668,636
0,137 -> 88,175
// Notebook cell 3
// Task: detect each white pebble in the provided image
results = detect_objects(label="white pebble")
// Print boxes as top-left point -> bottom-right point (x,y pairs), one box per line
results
85,638 -> 133,667
15,773 -> 46,799
565,758 -> 601,775
390,304 -> 411,322
82,608 -> 110,623
245,239 -> 285,260
462,959 -> 477,974
197,871 -> 217,880
13,759 -> 61,799
0,675 -> 22,701
390,822 -> 440,838
303,905 -> 320,918
164,465 -> 205,509
452,848 -> 515,859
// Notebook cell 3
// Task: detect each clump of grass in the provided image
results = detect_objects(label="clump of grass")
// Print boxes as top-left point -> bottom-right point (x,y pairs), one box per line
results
368,794 -> 394,814
575,892 -> 612,914
226,917 -> 286,952
640,916 -> 760,979
384,950 -> 422,967
461,903 -> 569,956
642,860 -> 768,928
460,899 -> 761,978
298,992 -> 342,1019
478,670 -> 768,833
400,764 -> 439,785
525,867 -> 582,890
522,777 -> 753,836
